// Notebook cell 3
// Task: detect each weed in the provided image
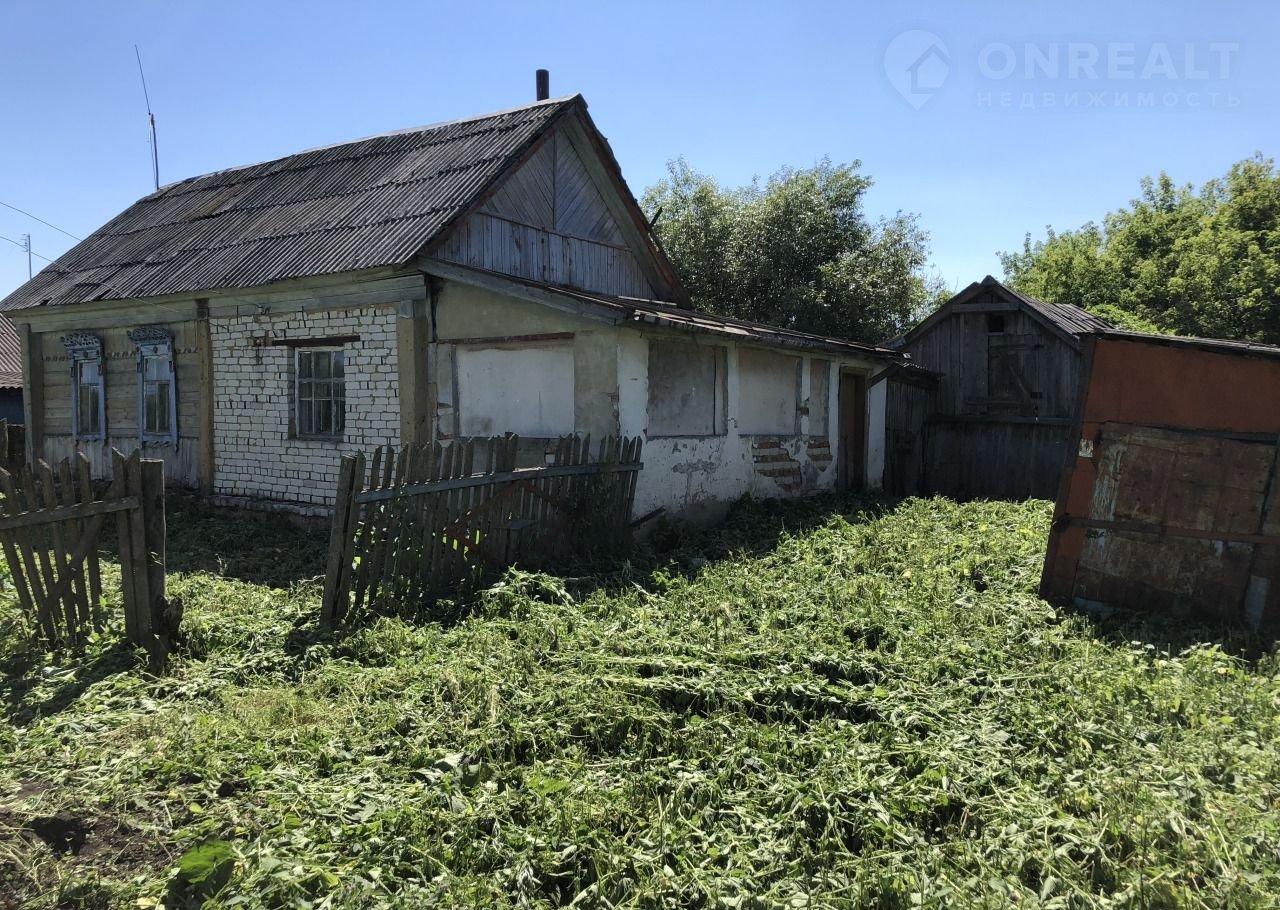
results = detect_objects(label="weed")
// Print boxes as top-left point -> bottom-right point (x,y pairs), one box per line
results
0,496 -> 1277,908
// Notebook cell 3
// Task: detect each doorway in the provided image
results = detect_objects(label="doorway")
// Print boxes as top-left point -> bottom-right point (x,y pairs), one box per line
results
838,370 -> 866,491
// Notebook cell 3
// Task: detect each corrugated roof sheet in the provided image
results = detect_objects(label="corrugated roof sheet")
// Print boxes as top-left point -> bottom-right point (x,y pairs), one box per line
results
0,316 -> 22,388
0,97 -> 580,312
1000,282 -> 1114,336
443,265 -> 903,360
1096,328 -> 1280,360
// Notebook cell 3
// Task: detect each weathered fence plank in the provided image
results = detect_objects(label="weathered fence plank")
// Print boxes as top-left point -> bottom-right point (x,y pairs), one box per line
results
0,450 -> 169,662
321,434 -> 643,627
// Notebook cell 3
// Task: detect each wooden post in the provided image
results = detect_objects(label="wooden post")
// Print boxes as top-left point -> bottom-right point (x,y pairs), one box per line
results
321,454 -> 361,628
18,323 -> 41,466
139,457 -> 168,667
195,299 -> 216,496
396,297 -> 432,446
110,450 -> 139,645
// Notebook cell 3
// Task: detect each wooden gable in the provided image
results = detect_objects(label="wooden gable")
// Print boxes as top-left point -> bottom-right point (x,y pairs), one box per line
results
432,118 -> 671,301
902,290 -> 1084,419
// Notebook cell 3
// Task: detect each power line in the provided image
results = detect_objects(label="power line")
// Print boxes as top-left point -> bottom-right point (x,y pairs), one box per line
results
0,201 -> 81,241
0,233 -> 56,264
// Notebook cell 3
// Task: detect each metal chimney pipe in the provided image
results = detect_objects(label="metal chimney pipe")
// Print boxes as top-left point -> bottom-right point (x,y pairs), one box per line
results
536,69 -> 550,101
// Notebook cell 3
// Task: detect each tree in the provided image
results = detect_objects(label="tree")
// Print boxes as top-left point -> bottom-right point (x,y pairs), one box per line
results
1000,155 -> 1280,343
643,159 -> 944,343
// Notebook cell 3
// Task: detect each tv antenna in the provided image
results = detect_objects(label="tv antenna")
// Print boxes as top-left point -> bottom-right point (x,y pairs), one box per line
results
134,44 -> 159,191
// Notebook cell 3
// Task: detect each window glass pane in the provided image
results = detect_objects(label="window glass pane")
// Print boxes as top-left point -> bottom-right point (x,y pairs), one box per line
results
79,385 -> 99,434
299,393 -> 312,435
160,381 -> 171,432
79,360 -> 100,384
144,385 -> 158,433
296,348 -> 345,436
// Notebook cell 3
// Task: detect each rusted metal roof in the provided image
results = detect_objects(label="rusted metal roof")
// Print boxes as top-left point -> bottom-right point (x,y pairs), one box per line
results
1,97 -> 581,312
1097,328 -> 1280,360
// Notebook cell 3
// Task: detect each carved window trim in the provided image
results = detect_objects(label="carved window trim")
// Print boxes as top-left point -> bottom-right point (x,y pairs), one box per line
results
129,327 -> 178,448
61,333 -> 106,441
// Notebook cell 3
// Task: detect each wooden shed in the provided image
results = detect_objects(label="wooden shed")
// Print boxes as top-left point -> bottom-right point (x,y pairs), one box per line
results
889,276 -> 1111,500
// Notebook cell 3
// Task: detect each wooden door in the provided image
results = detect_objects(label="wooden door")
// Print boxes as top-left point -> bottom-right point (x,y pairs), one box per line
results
838,371 -> 867,491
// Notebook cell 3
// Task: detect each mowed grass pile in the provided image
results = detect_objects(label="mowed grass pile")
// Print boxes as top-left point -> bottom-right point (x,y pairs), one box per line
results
2,497 -> 1279,909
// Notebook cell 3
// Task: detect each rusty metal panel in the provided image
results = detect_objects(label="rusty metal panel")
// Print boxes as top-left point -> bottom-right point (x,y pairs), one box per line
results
1041,332 -> 1280,629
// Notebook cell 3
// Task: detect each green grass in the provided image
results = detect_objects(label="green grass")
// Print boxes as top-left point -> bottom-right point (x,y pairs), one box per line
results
1,496 -> 1278,909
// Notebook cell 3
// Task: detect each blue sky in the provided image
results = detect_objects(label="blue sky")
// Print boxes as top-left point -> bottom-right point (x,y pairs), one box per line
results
2,0 -> 1277,302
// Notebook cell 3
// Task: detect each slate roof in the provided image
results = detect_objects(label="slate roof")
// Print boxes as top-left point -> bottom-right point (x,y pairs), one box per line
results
1,97 -> 582,312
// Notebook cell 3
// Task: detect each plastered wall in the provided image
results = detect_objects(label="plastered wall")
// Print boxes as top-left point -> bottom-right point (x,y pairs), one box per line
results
433,283 -> 620,442
621,330 -> 884,523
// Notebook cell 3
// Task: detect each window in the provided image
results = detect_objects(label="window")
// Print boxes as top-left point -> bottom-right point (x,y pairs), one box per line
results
295,348 -> 346,438
129,327 -> 177,446
987,314 -> 1006,334
737,348 -> 801,435
456,341 -> 574,437
62,333 -> 105,440
647,340 -> 726,437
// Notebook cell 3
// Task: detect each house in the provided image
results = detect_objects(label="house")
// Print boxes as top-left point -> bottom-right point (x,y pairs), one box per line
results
887,275 -> 1111,500
1042,330 -> 1280,630
0,92 -> 902,522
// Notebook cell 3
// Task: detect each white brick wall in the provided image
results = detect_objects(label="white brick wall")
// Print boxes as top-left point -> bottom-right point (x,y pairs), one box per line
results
210,305 -> 400,504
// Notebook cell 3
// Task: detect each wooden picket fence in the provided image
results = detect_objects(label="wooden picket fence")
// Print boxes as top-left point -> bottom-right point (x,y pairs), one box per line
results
0,450 -> 172,666
321,435 -> 643,627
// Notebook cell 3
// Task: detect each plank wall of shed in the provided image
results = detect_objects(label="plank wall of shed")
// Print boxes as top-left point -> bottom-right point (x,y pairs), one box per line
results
433,132 -> 658,299
895,302 -> 1085,500
902,307 -> 1082,419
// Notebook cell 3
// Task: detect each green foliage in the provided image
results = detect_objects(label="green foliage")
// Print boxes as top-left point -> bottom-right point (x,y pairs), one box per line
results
2,498 -> 1279,908
168,839 -> 234,905
644,159 -> 945,342
1001,154 -> 1280,342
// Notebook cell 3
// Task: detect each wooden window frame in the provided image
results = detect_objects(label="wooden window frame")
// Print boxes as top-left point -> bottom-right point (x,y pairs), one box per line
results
62,332 -> 106,441
646,340 -> 728,438
294,346 -> 347,440
129,327 -> 178,448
